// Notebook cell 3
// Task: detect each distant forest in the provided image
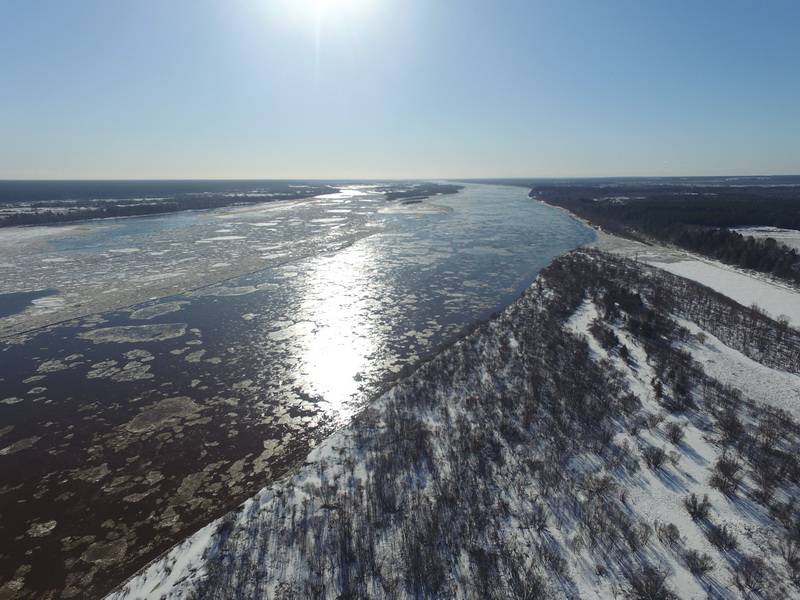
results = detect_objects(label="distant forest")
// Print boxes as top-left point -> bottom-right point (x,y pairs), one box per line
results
0,181 -> 462,227
521,180 -> 800,285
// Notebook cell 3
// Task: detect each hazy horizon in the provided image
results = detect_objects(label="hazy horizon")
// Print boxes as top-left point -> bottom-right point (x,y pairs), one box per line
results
3,174 -> 800,183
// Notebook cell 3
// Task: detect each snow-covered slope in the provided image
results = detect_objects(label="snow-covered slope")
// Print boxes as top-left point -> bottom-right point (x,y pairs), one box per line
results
649,258 -> 800,329
108,249 -> 800,600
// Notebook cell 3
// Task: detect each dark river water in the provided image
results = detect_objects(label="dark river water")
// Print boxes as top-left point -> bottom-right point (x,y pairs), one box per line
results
0,183 -> 594,599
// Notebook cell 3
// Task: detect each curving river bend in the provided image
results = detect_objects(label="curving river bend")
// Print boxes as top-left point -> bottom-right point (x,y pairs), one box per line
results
0,183 -> 594,599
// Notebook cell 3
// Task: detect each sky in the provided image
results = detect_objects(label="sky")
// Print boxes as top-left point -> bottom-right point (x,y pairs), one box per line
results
1,0 -> 799,180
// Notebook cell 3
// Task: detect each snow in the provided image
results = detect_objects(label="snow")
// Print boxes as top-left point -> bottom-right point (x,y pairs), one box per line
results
678,318 -> 800,417
648,258 -> 800,328
731,226 -> 800,252
110,520 -> 217,599
0,224 -> 103,247
106,244 -> 800,599
589,228 -> 800,329
562,296 -> 799,599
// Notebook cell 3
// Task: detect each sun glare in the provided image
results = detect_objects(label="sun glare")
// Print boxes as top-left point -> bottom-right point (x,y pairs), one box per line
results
279,0 -> 376,27
313,0 -> 371,14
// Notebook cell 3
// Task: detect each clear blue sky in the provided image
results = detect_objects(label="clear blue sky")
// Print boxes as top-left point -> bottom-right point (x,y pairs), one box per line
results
2,0 -> 799,179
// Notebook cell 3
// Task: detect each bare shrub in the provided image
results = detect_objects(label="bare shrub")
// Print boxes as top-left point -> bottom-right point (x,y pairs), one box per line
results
579,472 -> 618,497
642,445 -> 668,470
709,473 -> 738,496
769,500 -> 800,534
590,320 -> 619,350
629,419 -> 642,437
652,378 -> 663,398
779,539 -> 800,586
655,521 -> 682,547
684,549 -> 714,576
625,566 -> 676,600
619,344 -> 631,363
646,412 -> 666,429
684,493 -> 711,521
731,555 -> 768,594
715,453 -> 741,479
537,542 -> 568,577
663,390 -> 695,413
625,523 -> 652,552
709,453 -> 741,496
717,408 -> 743,444
707,523 -> 738,552
507,559 -> 547,600
752,466 -> 775,504
664,422 -> 685,444
529,502 -> 549,532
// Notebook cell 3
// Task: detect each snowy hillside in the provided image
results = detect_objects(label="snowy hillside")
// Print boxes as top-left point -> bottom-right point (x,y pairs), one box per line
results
108,249 -> 800,599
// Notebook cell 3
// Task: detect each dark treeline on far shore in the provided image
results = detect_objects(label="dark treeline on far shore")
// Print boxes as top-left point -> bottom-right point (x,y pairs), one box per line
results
477,176 -> 800,285
0,181 -> 462,227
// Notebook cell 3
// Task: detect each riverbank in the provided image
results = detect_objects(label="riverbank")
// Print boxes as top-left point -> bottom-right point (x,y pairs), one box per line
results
547,201 -> 800,328
107,247 -> 800,599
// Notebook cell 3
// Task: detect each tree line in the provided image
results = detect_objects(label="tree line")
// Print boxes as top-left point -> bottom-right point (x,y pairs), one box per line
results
530,182 -> 800,284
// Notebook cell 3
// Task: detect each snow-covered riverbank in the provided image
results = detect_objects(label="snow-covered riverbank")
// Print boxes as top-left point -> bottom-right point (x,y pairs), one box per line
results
587,228 -> 800,328
106,248 -> 800,599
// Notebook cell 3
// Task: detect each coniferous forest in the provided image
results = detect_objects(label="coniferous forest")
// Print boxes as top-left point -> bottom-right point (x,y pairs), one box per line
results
519,178 -> 800,284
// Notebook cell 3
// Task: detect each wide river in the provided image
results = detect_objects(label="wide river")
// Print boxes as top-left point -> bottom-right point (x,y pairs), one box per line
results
0,183 -> 594,599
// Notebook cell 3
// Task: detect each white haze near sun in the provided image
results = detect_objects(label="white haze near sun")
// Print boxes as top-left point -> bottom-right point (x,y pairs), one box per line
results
265,0 -> 381,34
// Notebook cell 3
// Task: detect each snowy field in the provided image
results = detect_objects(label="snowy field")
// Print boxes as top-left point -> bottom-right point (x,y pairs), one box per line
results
648,259 -> 800,328
731,226 -> 800,253
588,229 -> 800,328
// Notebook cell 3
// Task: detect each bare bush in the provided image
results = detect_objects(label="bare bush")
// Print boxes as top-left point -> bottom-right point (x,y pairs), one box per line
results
579,472 -> 618,498
625,523 -> 652,552
507,560 -> 547,600
683,493 -> 711,521
709,473 -> 738,496
529,502 -> 549,532
717,408 -> 744,445
707,523 -> 738,552
655,522 -> 681,547
664,422 -> 685,444
779,539 -> 800,586
709,453 -> 741,496
731,555 -> 768,594
715,453 -> 741,479
752,466 -> 776,503
684,493 -> 711,521
646,412 -> 665,429
642,445 -> 668,470
625,566 -> 676,600
684,549 -> 714,576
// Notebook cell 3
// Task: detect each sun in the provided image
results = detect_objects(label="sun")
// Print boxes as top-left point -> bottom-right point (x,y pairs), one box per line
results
285,0 -> 377,21
273,0 -> 378,31
311,0 -> 374,22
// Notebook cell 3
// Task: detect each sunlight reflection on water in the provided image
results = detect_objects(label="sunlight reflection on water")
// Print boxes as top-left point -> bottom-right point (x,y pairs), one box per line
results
297,244 -> 380,424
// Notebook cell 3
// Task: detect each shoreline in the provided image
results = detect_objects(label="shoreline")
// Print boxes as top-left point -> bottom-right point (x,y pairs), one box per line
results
106,246 -> 800,599
543,199 -> 800,328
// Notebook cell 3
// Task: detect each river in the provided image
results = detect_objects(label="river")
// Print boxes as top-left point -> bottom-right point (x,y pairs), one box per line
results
0,183 -> 594,599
